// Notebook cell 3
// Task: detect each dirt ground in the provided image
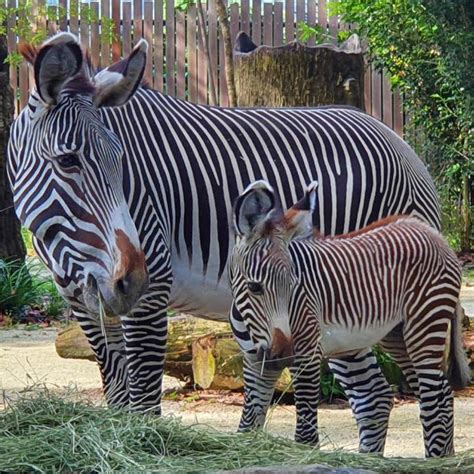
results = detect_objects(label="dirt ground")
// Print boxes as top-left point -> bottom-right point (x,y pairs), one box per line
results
0,326 -> 473,459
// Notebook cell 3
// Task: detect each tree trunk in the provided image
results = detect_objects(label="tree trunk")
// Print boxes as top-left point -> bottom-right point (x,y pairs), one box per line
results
197,0 -> 217,106
233,32 -> 365,109
461,174 -> 472,253
0,34 -> 26,262
56,318 -> 293,392
215,0 -> 237,107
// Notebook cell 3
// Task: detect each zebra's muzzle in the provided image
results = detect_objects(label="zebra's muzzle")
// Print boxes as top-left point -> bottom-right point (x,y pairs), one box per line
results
256,328 -> 295,371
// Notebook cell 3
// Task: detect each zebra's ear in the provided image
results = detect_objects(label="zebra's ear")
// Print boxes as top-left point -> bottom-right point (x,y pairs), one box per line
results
93,40 -> 147,108
25,33 -> 83,105
233,181 -> 277,237
283,181 -> 318,240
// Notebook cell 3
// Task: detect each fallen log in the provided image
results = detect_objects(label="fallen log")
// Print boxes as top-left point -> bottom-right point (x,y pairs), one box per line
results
55,317 -> 293,392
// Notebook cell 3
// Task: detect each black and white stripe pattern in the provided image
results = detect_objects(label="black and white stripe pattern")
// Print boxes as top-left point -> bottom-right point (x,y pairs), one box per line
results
229,181 -> 469,457
8,35 -> 443,438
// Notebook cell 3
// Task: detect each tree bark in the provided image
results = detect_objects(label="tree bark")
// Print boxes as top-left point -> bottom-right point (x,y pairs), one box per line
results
0,34 -> 26,262
461,174 -> 472,252
197,0 -> 217,106
215,0 -> 237,107
233,32 -> 365,109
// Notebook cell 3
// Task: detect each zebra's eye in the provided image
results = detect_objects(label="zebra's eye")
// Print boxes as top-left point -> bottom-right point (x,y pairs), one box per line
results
56,154 -> 81,169
248,281 -> 264,295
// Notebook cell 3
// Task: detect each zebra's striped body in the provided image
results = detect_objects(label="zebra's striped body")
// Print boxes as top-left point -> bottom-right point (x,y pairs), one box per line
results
229,181 -> 469,457
8,35 -> 444,450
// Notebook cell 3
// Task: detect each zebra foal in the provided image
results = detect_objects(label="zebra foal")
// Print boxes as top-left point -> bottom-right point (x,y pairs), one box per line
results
229,181 -> 470,457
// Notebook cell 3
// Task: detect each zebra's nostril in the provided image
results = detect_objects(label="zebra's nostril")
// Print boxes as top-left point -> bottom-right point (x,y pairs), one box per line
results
115,276 -> 130,295
87,274 -> 98,291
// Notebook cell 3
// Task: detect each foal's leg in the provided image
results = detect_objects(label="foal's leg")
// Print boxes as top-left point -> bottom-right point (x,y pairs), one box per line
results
290,344 -> 323,445
403,313 -> 454,457
238,354 -> 282,431
380,325 -> 419,397
329,349 -> 394,454
229,303 -> 281,431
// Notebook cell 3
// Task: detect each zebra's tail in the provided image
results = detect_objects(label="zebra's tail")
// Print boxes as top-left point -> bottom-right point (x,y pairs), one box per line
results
447,301 -> 471,390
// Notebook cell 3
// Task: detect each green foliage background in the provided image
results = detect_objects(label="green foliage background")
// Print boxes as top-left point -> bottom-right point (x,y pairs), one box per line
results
327,0 -> 473,250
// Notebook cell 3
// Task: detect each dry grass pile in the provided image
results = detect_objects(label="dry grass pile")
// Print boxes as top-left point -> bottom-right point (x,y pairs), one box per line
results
0,390 -> 473,473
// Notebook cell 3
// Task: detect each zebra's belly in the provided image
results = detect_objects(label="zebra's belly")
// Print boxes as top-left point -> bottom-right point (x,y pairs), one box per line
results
168,264 -> 232,321
319,320 -> 400,357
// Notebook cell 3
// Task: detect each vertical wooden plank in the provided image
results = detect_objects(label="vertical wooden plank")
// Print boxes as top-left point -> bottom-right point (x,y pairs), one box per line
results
208,0 -> 218,103
59,0 -> 67,31
154,0 -> 164,92
112,0 -> 121,60
134,0 -> 142,41
144,2 -> 153,84
296,0 -> 304,39
91,3 -> 100,68
285,0 -> 294,42
188,5 -> 197,102
123,2 -> 132,57
393,89 -> 403,137
176,8 -> 186,100
218,0 -> 228,106
306,0 -> 316,46
328,0 -> 338,42
48,4 -> 58,35
273,2 -> 283,46
80,3 -> 89,50
197,3 -> 208,104
318,0 -> 327,31
263,3 -> 272,46
364,61 -> 372,114
252,0 -> 261,44
69,0 -> 79,35
371,68 -> 382,121
230,2 -> 240,47
241,0 -> 250,35
382,73 -> 393,129
101,0 -> 111,67
166,0 -> 175,96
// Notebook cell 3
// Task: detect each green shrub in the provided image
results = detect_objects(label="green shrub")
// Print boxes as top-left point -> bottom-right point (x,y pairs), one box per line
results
0,259 -> 66,322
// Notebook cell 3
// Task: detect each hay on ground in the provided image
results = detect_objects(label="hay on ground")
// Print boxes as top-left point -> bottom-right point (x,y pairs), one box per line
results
0,390 -> 472,473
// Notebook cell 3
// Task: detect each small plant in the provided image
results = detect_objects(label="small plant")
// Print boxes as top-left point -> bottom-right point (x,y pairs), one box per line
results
0,259 -> 66,324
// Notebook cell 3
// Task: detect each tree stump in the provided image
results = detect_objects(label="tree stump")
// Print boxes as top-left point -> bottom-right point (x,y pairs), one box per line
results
233,32 -> 364,109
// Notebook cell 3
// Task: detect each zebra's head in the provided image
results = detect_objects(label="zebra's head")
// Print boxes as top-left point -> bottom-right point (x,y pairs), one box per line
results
7,33 -> 149,316
230,180 -> 318,371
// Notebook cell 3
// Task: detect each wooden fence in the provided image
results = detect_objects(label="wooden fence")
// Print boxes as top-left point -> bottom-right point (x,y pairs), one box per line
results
5,0 -> 403,135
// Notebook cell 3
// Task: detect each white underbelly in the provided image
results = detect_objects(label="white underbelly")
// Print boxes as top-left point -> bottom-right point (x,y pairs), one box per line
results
319,320 -> 400,356
169,261 -> 232,321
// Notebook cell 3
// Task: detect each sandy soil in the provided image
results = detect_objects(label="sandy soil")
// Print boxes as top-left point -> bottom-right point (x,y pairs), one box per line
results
0,328 -> 472,458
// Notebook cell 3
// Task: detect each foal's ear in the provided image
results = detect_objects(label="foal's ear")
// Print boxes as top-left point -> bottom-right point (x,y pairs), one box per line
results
21,33 -> 83,105
283,181 -> 318,240
93,40 -> 147,108
233,181 -> 277,237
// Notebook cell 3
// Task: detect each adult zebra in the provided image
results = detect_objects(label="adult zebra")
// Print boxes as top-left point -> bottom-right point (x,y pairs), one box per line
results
8,34 -> 441,453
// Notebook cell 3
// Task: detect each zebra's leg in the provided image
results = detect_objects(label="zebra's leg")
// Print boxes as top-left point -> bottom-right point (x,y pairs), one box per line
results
328,349 -> 394,454
121,274 -> 172,413
380,325 -> 419,397
238,353 -> 283,431
403,315 -> 454,457
74,308 -> 129,407
290,345 -> 323,445
229,303 -> 281,431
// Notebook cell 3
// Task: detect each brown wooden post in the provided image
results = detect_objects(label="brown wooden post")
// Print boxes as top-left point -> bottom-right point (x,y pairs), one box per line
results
154,0 -> 164,92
